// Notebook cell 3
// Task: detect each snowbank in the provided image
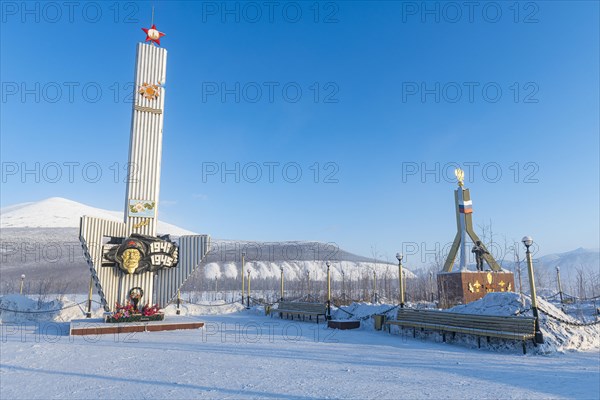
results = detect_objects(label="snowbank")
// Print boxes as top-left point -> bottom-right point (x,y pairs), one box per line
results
0,294 -> 100,323
0,294 -> 246,324
332,293 -> 600,353
163,300 -> 245,316
451,292 -> 600,353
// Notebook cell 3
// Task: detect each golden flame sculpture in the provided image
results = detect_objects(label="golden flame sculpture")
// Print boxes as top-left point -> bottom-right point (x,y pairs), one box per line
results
454,168 -> 465,187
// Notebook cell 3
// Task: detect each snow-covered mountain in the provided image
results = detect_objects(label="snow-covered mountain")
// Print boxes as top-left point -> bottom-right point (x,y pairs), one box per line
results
1,197 -> 194,235
0,198 -> 406,292
480,247 -> 600,294
536,247 -> 600,271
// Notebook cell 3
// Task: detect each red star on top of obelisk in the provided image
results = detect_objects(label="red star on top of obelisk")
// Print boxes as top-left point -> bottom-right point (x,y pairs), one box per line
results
142,24 -> 165,46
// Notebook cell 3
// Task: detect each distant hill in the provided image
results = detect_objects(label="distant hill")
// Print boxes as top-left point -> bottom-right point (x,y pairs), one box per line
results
0,198 -> 407,293
483,248 -> 600,294
0,197 -> 194,235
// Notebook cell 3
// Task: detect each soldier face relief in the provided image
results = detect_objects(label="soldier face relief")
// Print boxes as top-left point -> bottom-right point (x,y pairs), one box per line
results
122,248 -> 142,274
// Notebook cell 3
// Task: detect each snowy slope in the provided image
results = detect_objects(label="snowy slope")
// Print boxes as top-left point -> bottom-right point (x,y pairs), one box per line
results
0,197 -> 195,235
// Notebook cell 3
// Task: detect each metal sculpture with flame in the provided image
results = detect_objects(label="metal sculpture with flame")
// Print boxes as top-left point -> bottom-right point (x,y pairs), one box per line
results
442,168 -> 501,272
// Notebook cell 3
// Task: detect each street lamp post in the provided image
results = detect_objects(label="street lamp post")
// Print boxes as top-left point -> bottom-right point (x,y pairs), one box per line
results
280,266 -> 284,302
523,236 -> 544,344
429,271 -> 434,302
19,274 -> 25,295
556,266 -> 564,305
341,270 -> 346,302
326,261 -> 332,320
246,268 -> 251,309
396,253 -> 404,308
86,276 -> 93,318
241,252 -> 246,306
373,270 -> 377,303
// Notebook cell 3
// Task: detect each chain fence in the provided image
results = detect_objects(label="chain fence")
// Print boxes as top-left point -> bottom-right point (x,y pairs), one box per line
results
542,292 -> 600,301
330,302 -> 400,321
0,301 -> 87,314
181,298 -> 243,307
538,306 -> 600,327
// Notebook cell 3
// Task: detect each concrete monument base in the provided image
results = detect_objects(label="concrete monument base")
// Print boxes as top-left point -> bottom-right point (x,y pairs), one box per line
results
437,271 -> 515,309
70,316 -> 204,336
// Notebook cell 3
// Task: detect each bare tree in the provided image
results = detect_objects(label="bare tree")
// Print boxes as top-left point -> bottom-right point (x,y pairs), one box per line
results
511,240 -> 524,297
575,266 -> 587,299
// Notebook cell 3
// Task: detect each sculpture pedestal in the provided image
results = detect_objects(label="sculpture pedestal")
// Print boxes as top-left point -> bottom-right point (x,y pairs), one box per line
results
437,271 -> 515,309
327,320 -> 360,330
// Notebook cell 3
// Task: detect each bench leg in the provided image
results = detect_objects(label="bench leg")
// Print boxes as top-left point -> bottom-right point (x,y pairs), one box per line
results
487,336 -> 490,343
522,341 -> 527,355
442,332 -> 446,343
413,328 -> 416,338
478,337 -> 481,349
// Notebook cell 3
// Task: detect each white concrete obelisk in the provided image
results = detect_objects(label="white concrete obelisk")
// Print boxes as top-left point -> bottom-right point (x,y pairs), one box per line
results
118,42 -> 167,305
80,25 -> 210,312
124,43 -> 167,236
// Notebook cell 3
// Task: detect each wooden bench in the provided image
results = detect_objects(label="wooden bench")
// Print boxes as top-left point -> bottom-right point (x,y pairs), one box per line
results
385,308 -> 537,354
274,302 -> 327,323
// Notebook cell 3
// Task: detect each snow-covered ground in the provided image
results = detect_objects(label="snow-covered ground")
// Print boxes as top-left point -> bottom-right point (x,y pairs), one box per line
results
1,293 -> 599,399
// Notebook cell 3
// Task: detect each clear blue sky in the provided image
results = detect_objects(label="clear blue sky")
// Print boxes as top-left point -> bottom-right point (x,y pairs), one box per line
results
1,1 -> 598,264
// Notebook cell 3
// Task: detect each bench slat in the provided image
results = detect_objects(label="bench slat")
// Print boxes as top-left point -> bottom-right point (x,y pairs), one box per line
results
386,321 -> 535,339
385,308 -> 536,352
276,302 -> 326,320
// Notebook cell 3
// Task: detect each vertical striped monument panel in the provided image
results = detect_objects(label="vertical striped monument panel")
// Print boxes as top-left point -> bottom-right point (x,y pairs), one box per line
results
80,216 -> 126,310
120,43 -> 167,305
124,43 -> 167,237
154,235 -> 211,306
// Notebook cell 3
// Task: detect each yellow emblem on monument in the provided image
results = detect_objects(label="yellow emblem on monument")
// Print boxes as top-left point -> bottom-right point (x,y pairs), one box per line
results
498,280 -> 506,292
133,219 -> 150,229
139,82 -> 161,101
